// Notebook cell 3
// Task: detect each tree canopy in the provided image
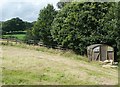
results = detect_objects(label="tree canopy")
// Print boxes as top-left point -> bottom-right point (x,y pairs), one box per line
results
25,2 -> 119,61
2,17 -> 25,33
51,2 -> 117,55
30,4 -> 57,46
2,17 -> 34,34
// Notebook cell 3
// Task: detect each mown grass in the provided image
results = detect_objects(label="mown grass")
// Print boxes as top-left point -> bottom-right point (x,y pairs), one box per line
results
2,67 -> 96,85
0,52 -> 2,86
1,42 -> 88,61
1,44 -> 118,85
3,34 -> 25,40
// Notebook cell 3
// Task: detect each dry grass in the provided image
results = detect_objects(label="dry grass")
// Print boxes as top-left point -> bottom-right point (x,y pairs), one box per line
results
0,45 -> 2,86
1,45 -> 118,85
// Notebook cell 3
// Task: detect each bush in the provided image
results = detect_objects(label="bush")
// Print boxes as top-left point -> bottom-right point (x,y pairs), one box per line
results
51,2 -> 117,55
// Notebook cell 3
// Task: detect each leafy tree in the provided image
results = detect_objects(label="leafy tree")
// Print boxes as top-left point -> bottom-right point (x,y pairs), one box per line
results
24,21 -> 34,30
51,2 -> 116,55
116,2 -> 120,61
32,4 -> 57,47
0,21 -> 2,37
99,2 -> 118,61
57,0 -> 71,9
2,17 -> 25,34
24,29 -> 34,43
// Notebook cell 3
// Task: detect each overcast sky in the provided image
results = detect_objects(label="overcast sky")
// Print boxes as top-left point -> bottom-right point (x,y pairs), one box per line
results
0,0 -> 59,22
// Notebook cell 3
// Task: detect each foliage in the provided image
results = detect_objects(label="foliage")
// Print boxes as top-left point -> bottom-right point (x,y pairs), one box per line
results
51,2 -> 117,55
24,21 -> 34,30
116,2 -> 120,61
30,4 -> 57,47
7,2 -> 118,61
24,29 -> 35,44
2,18 -> 33,35
2,17 -> 25,34
57,1 -> 71,9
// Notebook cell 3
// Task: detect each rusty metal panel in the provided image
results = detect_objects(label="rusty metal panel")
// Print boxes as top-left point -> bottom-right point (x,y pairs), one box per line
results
100,45 -> 107,61
87,44 -> 114,62
107,52 -> 114,60
94,52 -> 99,61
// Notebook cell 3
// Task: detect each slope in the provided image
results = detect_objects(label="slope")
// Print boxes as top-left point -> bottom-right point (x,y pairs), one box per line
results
1,45 -> 118,85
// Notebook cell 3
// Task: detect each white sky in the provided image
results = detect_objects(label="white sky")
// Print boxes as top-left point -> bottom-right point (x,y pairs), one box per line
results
0,0 -> 59,22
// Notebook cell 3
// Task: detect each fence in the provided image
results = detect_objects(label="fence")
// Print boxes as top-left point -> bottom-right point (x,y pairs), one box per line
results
0,38 -> 23,45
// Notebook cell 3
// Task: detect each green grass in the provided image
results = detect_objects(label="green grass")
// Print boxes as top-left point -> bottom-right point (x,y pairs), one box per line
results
3,34 -> 25,40
1,44 -> 118,85
6,43 -> 88,61
2,67 -> 96,85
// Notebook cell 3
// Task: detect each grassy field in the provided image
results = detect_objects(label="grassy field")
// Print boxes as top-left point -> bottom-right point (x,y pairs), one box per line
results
1,44 -> 118,85
3,34 -> 25,40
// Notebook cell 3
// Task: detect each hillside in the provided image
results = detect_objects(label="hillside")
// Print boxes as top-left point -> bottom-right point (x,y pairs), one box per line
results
1,45 -> 118,85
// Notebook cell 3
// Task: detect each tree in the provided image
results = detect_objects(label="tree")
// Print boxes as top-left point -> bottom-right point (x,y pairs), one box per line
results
2,17 -> 25,34
57,0 -> 75,9
32,4 -> 57,47
24,21 -> 34,30
51,2 -> 116,55
116,2 -> 120,61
